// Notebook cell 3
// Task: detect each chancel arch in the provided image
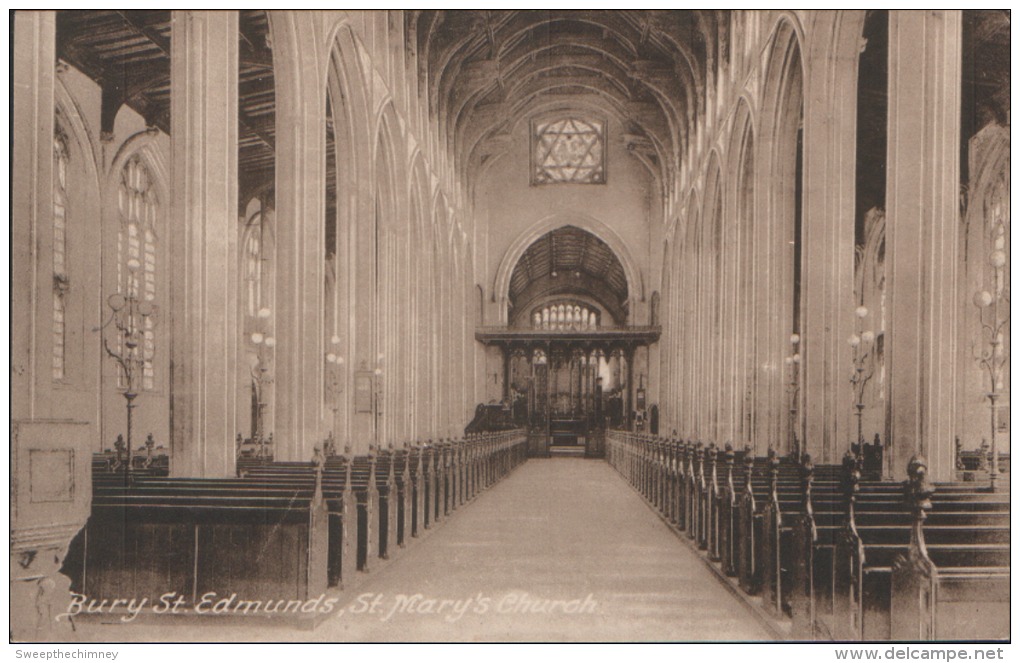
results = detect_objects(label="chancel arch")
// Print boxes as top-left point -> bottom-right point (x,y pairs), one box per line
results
493,213 -> 645,325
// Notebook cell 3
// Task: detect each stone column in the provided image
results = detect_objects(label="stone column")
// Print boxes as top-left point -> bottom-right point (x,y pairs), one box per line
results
12,10 -> 55,421
169,10 -> 239,477
800,13 -> 863,463
885,10 -> 961,481
271,11 -> 327,460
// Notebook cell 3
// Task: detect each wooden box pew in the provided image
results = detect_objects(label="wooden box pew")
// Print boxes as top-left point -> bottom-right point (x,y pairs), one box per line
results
828,462 -> 1010,642
67,472 -> 333,612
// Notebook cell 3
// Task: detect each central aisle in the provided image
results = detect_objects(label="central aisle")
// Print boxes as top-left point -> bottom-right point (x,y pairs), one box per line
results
319,458 -> 773,642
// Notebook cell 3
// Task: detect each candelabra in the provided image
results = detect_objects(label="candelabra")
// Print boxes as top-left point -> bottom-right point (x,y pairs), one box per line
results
250,306 -> 275,458
98,260 -> 158,485
784,333 -> 801,459
971,246 -> 1010,492
847,305 -> 876,461
325,334 -> 344,445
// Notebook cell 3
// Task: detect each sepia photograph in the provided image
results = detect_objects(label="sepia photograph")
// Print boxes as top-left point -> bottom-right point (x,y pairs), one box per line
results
8,8 -> 1012,652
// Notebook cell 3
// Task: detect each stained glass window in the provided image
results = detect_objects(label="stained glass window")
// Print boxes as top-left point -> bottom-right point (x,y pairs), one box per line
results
532,117 -> 605,184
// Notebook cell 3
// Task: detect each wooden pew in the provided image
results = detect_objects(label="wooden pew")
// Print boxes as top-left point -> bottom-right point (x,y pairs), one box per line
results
889,456 -> 1009,641
242,458 -> 358,590
393,447 -> 412,548
68,430 -> 530,618
375,449 -> 397,560
827,456 -> 1010,641
68,470 -> 332,609
606,431 -> 1010,642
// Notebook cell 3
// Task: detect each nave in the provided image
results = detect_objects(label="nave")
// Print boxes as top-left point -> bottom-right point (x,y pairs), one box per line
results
11,10 -> 1010,644
71,458 -> 773,643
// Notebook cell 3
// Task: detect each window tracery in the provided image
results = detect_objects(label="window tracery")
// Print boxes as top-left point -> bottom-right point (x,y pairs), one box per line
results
532,117 -> 605,184
531,302 -> 599,331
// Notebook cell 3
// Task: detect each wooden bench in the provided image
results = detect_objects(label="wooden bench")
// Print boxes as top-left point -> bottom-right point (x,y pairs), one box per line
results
606,431 -> 1010,642
889,456 -> 1009,641
67,430 -> 529,618
64,470 -> 332,610
821,456 -> 1009,641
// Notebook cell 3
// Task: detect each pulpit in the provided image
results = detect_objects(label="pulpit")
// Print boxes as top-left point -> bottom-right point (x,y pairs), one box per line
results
10,420 -> 92,641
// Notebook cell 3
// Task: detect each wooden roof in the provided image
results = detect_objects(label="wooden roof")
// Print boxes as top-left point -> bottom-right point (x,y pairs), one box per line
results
55,10 -> 275,201
509,225 -> 629,324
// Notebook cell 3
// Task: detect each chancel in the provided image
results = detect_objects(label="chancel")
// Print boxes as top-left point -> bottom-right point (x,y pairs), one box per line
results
10,10 -> 1009,643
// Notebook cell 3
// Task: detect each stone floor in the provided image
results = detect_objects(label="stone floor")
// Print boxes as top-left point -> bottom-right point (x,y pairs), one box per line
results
72,458 -> 773,642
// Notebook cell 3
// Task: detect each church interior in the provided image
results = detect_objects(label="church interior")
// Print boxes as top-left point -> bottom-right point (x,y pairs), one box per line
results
10,10 -> 1010,643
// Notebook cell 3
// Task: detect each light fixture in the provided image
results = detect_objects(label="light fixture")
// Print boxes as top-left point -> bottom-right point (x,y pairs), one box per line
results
971,243 -> 1009,491
849,304 -> 877,460
98,279 -> 160,485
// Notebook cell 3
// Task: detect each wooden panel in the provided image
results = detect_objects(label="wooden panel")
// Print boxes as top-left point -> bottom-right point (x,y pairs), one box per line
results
936,599 -> 1010,640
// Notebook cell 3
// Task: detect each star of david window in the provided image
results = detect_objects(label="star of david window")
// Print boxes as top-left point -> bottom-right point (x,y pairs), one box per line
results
532,117 -> 606,185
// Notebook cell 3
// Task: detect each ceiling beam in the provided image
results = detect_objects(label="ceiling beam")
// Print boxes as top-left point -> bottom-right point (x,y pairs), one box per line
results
239,107 -> 275,152
116,11 -> 170,56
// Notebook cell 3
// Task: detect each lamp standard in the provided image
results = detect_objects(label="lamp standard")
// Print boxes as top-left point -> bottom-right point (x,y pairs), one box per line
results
325,334 -> 344,454
250,306 -> 275,458
972,246 -> 1009,492
847,305 -> 876,463
98,258 -> 157,485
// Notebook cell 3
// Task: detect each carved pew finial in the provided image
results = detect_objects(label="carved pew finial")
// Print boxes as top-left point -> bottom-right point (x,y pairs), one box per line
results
906,455 -> 934,524
767,447 -> 780,501
724,442 -> 735,489
842,449 -> 861,527
742,445 -> 754,496
801,453 -> 815,516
